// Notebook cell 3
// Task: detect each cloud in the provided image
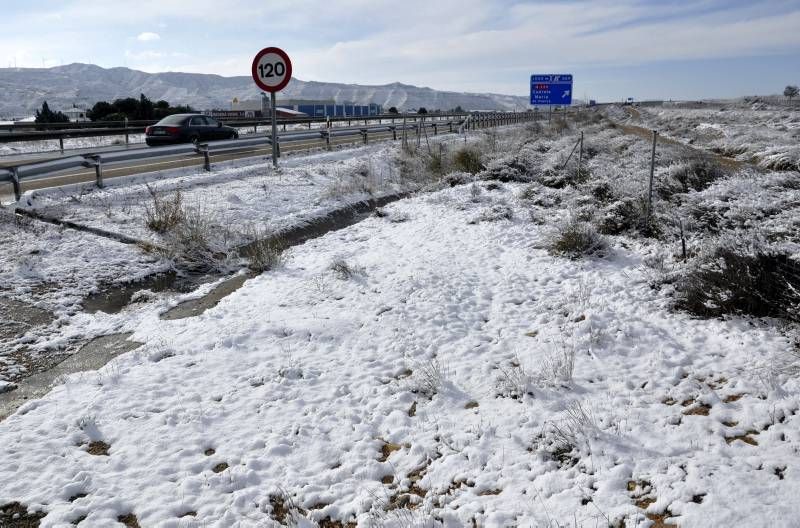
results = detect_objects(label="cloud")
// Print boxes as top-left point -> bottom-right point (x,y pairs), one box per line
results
136,32 -> 160,42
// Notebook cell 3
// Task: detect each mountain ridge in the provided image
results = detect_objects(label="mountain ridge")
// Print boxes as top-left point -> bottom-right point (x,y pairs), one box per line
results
0,63 -> 529,116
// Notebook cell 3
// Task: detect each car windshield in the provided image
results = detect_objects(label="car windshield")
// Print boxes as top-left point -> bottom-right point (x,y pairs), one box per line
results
156,115 -> 189,125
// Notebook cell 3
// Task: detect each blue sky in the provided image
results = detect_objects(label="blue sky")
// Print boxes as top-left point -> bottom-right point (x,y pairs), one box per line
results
1,0 -> 799,101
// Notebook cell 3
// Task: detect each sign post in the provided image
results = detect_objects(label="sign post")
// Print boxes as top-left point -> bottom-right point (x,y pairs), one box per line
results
251,46 -> 292,168
530,74 -> 573,110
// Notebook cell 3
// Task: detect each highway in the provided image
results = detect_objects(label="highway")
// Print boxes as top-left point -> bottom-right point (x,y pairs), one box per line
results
0,129 -> 408,202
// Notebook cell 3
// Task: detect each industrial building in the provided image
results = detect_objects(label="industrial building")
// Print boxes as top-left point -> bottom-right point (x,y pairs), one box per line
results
278,99 -> 383,117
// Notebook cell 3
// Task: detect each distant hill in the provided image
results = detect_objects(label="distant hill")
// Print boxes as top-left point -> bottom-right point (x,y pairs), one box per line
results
0,63 -> 529,117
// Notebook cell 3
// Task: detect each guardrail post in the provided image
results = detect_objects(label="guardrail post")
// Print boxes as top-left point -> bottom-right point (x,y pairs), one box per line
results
88,155 -> 104,188
197,144 -> 211,171
323,130 -> 331,151
59,137 -> 64,154
391,126 -> 397,140
433,123 -> 438,135
362,129 -> 368,145
124,118 -> 129,146
10,168 -> 21,202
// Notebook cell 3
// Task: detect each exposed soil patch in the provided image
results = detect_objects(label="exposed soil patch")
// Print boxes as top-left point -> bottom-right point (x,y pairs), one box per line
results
725,431 -> 759,446
0,502 -> 46,528
212,462 -> 229,473
117,513 -> 140,528
682,403 -> 711,416
379,441 -> 403,462
86,440 -> 110,456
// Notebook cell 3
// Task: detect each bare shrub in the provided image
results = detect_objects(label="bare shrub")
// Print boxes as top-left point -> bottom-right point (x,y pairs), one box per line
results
243,229 -> 286,272
453,147 -> 484,174
144,185 -> 184,233
496,357 -> 531,399
411,358 -> 447,397
330,258 -> 365,280
544,400 -> 599,455
549,220 -> 606,259
675,237 -> 800,322
540,344 -> 576,385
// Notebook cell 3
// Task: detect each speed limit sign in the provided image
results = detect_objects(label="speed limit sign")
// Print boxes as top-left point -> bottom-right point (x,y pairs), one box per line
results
252,46 -> 292,168
251,47 -> 292,93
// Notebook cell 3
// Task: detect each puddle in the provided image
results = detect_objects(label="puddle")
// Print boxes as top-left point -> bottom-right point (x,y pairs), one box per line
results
0,297 -> 55,342
82,270 -> 212,314
161,273 -> 252,320
0,332 -> 142,421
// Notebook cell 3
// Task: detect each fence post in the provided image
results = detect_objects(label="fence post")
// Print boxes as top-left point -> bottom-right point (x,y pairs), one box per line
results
646,130 -> 658,224
578,131 -> 584,176
391,126 -> 397,141
363,129 -> 368,145
59,136 -> 64,154
433,123 -> 438,135
124,118 -> 129,146
323,130 -> 331,150
10,167 -> 21,202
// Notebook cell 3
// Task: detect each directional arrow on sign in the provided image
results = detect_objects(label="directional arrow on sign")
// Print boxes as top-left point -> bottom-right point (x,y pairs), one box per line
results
562,90 -> 570,99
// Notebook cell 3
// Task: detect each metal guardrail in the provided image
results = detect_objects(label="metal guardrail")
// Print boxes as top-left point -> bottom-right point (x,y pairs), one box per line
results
1,112 -> 535,202
0,112 -> 476,145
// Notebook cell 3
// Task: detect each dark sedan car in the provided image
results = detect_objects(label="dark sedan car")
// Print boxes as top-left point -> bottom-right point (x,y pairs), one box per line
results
145,114 -> 239,146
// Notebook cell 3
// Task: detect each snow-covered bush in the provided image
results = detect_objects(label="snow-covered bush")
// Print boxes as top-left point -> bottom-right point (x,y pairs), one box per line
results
549,220 -> 606,259
675,235 -> 800,322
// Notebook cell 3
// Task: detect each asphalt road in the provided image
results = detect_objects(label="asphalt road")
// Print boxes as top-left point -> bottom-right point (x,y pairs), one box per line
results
0,130 -> 409,202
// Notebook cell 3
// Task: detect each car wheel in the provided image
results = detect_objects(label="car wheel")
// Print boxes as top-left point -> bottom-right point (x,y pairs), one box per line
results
231,132 -> 239,140
190,135 -> 199,145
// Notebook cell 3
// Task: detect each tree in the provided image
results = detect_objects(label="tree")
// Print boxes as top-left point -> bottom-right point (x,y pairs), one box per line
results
34,101 -> 70,125
785,85 -> 799,101
452,105 -> 464,113
88,101 -> 114,121
387,106 -> 399,114
417,107 -> 428,114
138,93 -> 155,120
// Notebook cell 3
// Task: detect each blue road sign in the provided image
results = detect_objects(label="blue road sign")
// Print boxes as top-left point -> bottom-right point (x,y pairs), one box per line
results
530,74 -> 573,106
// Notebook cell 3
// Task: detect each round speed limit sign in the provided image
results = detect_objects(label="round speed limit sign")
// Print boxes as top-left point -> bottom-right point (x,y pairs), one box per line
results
251,47 -> 292,93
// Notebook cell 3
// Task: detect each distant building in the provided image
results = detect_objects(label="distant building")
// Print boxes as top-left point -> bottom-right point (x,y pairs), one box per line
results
281,100 -> 382,118
215,98 -> 382,118
62,106 -> 90,122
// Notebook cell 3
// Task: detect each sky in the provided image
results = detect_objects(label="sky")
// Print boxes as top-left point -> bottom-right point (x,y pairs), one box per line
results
1,0 -> 799,101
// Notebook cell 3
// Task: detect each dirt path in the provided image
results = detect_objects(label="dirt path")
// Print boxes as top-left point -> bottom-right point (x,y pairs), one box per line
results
611,106 -> 744,171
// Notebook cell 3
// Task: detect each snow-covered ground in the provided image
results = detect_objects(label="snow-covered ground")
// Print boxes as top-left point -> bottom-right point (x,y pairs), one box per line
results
21,142 -> 425,247
0,131 -> 469,384
1,116 -> 799,526
0,134 -> 147,156
624,101 -> 800,172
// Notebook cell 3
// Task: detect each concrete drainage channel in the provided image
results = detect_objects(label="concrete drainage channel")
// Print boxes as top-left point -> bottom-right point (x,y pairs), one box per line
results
0,192 -> 408,420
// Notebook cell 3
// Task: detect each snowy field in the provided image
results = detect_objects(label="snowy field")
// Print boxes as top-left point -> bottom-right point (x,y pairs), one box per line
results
2,114 -> 800,526
624,100 -> 800,172
0,132 -> 468,384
